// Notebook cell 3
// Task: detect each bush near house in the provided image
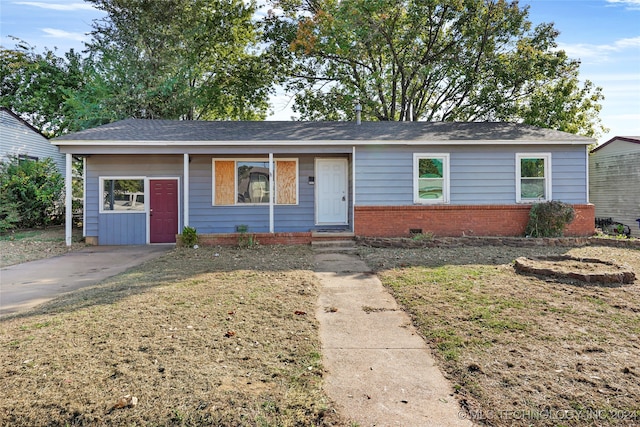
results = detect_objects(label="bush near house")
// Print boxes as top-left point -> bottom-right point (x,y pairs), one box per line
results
525,201 -> 575,238
0,156 -> 64,231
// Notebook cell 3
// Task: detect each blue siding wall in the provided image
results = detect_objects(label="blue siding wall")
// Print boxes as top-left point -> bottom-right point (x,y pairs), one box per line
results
86,155 -> 183,245
355,144 -> 587,206
84,145 -> 586,244
189,154 -> 333,233
98,213 -> 146,245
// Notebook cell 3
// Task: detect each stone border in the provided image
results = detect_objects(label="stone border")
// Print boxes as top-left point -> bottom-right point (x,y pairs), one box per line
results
514,255 -> 636,284
355,236 -> 640,249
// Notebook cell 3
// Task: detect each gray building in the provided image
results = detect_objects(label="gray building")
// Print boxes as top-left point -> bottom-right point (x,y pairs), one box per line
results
0,107 -> 66,175
589,136 -> 640,238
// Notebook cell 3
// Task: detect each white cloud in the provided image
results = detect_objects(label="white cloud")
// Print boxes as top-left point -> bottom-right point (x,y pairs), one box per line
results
14,1 -> 97,11
558,36 -> 640,62
606,0 -> 640,10
42,28 -> 88,41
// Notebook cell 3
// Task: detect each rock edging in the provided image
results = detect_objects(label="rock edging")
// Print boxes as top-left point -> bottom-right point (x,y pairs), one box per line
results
355,236 -> 640,249
514,255 -> 636,284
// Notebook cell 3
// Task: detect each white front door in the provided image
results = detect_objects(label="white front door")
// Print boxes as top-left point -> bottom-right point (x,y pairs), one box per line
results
316,158 -> 348,225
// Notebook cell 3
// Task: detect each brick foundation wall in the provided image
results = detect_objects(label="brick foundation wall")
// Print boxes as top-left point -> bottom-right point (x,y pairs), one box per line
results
181,232 -> 314,246
355,204 -> 595,237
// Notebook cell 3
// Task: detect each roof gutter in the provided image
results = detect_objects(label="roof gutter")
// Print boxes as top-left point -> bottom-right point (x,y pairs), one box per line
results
52,139 -> 594,147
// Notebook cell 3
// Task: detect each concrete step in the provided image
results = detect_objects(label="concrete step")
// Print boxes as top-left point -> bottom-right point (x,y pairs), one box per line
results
311,239 -> 357,253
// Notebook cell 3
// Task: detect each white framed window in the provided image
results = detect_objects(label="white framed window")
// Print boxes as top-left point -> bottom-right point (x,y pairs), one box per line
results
516,153 -> 552,203
212,158 -> 298,206
100,177 -> 146,213
413,153 -> 450,204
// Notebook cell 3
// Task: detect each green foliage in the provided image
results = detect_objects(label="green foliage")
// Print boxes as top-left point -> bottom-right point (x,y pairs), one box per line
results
411,232 -> 434,242
236,225 -> 259,249
0,192 -> 20,233
67,0 -> 274,127
0,39 -> 85,137
0,156 -> 65,228
3,1 -> 278,133
525,201 -> 575,238
180,226 -> 198,247
271,0 -> 606,137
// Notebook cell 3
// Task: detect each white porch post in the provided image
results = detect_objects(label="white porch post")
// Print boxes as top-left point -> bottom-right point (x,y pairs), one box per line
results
352,146 -> 356,233
269,152 -> 274,233
183,153 -> 190,228
65,153 -> 73,246
82,157 -> 86,238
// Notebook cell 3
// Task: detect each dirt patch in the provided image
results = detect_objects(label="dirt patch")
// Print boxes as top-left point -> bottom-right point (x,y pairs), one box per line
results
0,244 -> 345,426
360,244 -> 640,426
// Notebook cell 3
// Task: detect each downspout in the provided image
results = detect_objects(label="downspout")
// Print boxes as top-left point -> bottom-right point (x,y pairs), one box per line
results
585,145 -> 590,204
183,153 -> 190,228
65,153 -> 73,246
269,153 -> 274,233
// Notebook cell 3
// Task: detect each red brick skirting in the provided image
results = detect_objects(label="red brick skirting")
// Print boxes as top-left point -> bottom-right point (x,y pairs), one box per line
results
187,232 -> 313,246
354,204 -> 595,237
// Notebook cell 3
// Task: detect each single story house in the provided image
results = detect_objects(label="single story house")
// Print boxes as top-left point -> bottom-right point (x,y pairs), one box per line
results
589,136 -> 640,238
53,120 -> 595,246
0,107 -> 66,175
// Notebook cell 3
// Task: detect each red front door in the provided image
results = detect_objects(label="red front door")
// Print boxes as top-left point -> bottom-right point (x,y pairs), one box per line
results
150,179 -> 179,243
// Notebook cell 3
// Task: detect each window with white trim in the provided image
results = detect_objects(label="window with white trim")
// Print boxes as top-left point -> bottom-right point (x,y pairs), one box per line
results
413,153 -> 450,204
100,178 -> 146,212
212,158 -> 298,205
516,153 -> 551,203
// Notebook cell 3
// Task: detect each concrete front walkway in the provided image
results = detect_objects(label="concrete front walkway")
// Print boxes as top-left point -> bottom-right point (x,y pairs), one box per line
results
314,252 -> 474,427
0,245 -> 172,316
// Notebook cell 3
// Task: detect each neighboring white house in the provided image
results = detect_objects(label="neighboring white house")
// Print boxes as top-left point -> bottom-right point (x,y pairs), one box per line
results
589,136 -> 640,238
0,107 -> 66,175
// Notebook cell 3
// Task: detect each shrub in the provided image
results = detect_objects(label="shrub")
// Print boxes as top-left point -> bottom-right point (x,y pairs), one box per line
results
525,201 -> 575,238
181,226 -> 198,247
0,156 -> 64,229
0,191 -> 20,232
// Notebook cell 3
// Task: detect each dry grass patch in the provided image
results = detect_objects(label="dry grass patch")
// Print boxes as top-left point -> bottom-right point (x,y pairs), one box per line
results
0,245 -> 344,426
360,245 -> 640,427
0,226 -> 85,268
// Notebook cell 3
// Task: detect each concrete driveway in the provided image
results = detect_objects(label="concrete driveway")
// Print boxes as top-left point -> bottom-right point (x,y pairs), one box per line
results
0,245 -> 172,316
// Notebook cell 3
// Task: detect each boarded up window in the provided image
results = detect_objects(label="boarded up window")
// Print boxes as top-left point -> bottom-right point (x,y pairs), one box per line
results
214,160 -> 235,205
276,160 -> 297,204
213,158 -> 298,205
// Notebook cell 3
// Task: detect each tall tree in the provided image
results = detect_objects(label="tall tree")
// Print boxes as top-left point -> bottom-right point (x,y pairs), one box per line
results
0,40 -> 84,137
67,0 -> 274,128
269,0 -> 606,137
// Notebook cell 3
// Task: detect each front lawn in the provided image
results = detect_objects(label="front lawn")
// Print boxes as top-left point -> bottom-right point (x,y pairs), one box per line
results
361,244 -> 640,426
0,245 -> 343,426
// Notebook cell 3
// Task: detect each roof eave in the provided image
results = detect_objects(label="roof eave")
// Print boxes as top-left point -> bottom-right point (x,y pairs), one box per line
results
53,138 -> 594,147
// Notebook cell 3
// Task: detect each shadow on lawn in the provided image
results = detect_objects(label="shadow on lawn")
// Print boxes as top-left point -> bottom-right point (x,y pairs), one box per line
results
1,245 -> 316,322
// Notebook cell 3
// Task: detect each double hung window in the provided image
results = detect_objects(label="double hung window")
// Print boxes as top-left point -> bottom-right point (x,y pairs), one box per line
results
516,153 -> 551,202
413,153 -> 450,204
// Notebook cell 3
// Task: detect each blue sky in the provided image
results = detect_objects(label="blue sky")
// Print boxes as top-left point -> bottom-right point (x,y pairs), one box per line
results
1,0 -> 638,144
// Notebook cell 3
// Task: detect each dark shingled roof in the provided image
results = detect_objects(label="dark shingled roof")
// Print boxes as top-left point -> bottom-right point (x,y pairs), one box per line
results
591,136 -> 640,152
54,119 -> 593,143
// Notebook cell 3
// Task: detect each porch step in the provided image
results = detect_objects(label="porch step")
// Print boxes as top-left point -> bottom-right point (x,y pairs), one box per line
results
311,239 -> 357,253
